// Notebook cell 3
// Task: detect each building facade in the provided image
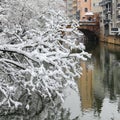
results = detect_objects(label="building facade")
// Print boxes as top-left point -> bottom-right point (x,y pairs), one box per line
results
99,0 -> 112,36
91,0 -> 102,23
79,0 -> 92,20
91,0 -> 102,13
112,0 -> 120,32
72,0 -> 78,18
64,0 -> 78,19
99,0 -> 120,36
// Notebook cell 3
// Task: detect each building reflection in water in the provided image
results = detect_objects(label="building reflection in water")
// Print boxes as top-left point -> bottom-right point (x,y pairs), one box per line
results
77,43 -> 120,119
77,61 -> 93,111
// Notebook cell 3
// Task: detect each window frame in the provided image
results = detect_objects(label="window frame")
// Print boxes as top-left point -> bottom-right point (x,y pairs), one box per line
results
84,8 -> 88,12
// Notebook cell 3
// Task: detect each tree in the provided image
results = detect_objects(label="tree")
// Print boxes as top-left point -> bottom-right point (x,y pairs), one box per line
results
0,0 -> 90,116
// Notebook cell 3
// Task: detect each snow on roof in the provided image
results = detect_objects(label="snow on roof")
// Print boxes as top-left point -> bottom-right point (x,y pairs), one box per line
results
85,12 -> 94,16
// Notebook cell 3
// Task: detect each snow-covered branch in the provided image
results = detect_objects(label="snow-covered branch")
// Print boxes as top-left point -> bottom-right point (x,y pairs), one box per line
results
0,0 -> 90,115
0,45 -> 40,63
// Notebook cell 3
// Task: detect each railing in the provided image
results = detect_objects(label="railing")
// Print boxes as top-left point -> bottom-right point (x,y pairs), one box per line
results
99,0 -> 112,6
117,15 -> 120,19
78,21 -> 100,36
103,9 -> 111,14
79,21 -> 98,26
117,3 -> 120,8
103,19 -> 110,24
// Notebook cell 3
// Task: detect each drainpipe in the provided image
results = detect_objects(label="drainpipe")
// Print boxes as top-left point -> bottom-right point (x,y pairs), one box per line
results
90,0 -> 91,12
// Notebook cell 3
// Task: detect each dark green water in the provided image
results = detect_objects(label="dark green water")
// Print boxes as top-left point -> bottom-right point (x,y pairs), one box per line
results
63,42 -> 120,120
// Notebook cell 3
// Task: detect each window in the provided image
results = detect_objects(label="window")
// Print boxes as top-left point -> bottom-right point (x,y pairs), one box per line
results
93,3 -> 95,7
85,8 -> 88,12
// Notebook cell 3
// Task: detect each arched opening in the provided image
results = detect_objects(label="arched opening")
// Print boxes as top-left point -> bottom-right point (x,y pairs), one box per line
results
79,29 -> 99,42
79,29 -> 99,51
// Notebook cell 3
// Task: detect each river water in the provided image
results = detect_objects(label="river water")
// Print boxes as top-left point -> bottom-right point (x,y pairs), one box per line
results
63,42 -> 120,120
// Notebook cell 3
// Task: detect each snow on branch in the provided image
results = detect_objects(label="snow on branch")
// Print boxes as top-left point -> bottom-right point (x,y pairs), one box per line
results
0,45 -> 40,64
0,0 -> 90,114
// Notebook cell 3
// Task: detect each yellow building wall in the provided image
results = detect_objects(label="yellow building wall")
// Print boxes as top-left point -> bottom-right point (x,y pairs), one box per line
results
100,34 -> 120,45
77,62 -> 93,110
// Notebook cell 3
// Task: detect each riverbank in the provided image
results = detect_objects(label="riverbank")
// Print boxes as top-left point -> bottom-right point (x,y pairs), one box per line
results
100,34 -> 120,45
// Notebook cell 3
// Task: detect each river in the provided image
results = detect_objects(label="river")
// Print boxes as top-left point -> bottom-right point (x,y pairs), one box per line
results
63,42 -> 120,120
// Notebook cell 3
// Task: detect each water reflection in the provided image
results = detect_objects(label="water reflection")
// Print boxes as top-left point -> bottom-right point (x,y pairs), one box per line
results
77,43 -> 120,120
78,62 -> 93,111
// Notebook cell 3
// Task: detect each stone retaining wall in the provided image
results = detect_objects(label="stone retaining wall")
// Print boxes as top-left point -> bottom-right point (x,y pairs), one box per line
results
100,34 -> 120,45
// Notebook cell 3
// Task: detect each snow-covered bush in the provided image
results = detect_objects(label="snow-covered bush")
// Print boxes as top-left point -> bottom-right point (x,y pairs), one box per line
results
0,0 -> 90,115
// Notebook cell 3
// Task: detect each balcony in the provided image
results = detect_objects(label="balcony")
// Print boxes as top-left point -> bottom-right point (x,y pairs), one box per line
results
103,19 -> 110,24
117,15 -> 120,18
99,0 -> 112,6
103,9 -> 111,14
67,1 -> 72,5
73,5 -> 77,9
117,16 -> 120,22
68,8 -> 72,11
117,3 -> 120,9
73,0 -> 77,4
